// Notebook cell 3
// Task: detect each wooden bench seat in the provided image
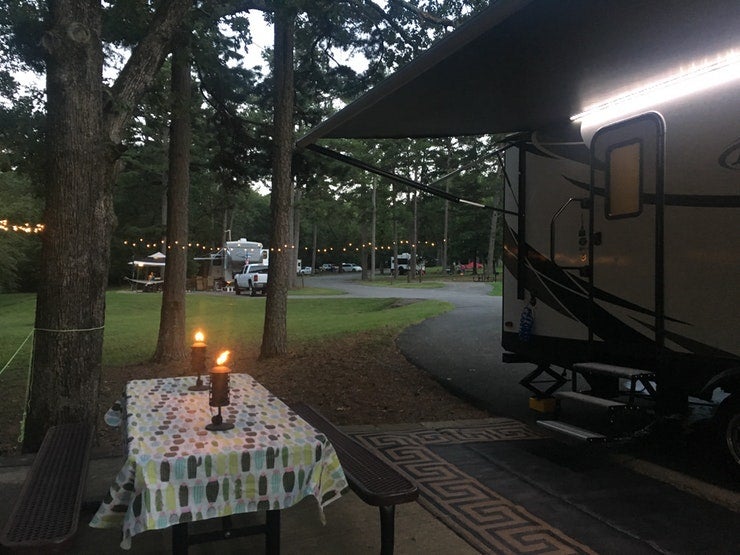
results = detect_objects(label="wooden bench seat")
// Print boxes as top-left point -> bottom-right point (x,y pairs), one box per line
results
0,422 -> 93,553
290,403 -> 418,555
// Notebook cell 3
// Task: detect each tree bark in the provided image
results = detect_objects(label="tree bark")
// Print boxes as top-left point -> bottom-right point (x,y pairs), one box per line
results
486,206 -> 499,279
410,190 -> 418,281
370,179 -> 376,280
25,2 -> 107,453
290,186 -> 301,288
24,0 -> 191,452
260,5 -> 295,358
153,28 -> 191,363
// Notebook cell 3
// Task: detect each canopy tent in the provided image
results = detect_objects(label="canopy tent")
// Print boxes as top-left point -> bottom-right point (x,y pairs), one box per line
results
297,0 -> 740,146
127,252 -> 165,291
128,251 -> 166,268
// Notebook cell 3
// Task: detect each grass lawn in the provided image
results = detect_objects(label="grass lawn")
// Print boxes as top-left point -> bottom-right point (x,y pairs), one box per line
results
0,291 -> 453,454
1,291 -> 452,367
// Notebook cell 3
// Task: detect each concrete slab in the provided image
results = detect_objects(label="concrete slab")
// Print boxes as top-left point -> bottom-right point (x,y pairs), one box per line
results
0,454 -> 477,554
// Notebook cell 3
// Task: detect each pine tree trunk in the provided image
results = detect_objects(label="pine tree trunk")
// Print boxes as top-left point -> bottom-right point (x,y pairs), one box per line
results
24,2 -> 107,453
486,207 -> 499,279
153,29 -> 191,363
23,0 -> 191,452
370,180 -> 376,280
261,6 -> 295,358
289,187 -> 302,289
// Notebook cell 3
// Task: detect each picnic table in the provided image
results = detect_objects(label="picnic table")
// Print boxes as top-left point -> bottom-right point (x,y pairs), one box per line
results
90,375 -> 348,551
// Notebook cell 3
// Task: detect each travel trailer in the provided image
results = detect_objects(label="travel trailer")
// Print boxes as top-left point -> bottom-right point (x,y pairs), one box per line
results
194,238 -> 268,290
126,251 -> 166,291
298,1 -> 740,462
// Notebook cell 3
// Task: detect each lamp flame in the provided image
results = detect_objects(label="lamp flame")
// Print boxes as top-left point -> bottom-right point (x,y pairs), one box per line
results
216,351 -> 230,366
194,330 -> 205,342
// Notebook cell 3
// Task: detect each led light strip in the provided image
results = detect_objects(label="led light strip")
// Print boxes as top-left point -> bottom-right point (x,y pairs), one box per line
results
571,50 -> 740,125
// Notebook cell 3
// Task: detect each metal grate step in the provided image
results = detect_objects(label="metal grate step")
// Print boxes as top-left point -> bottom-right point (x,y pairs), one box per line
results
537,420 -> 608,443
572,362 -> 654,380
554,391 -> 626,410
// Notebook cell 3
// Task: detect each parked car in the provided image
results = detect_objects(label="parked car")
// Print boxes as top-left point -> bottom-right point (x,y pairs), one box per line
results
319,263 -> 334,272
300,266 -> 313,275
341,263 -> 362,272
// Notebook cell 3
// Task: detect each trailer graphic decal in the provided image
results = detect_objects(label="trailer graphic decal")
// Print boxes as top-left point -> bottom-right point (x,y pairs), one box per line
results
502,223 -> 737,359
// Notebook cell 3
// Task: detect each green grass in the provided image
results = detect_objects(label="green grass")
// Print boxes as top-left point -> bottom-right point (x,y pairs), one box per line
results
0,292 -> 452,369
359,277 -> 445,289
287,286 -> 346,296
357,273 -> 502,295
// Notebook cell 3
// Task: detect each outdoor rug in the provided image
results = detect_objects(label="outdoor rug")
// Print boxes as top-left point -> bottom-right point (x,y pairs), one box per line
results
349,418 -> 740,555
348,418 -> 599,555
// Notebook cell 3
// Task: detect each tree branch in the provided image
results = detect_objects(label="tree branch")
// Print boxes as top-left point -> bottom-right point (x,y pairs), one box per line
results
105,0 -> 192,145
198,0 -> 270,21
389,0 -> 456,28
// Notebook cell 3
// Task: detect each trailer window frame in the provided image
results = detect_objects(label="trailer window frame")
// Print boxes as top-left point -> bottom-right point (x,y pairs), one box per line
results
605,138 -> 643,219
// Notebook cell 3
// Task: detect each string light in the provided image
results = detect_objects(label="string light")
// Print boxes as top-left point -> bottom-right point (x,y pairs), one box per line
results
120,237 -> 442,255
0,219 -> 45,234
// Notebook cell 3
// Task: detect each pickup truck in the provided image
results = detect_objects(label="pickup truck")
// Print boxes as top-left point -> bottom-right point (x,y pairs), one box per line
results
234,264 -> 268,296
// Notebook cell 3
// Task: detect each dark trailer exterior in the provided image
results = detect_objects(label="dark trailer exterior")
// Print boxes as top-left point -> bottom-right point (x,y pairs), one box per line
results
298,0 -> 740,463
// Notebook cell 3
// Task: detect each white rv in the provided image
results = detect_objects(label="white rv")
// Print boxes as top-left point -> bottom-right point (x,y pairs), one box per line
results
389,252 -> 425,275
502,96 -> 739,446
298,2 -> 740,463
194,238 -> 268,289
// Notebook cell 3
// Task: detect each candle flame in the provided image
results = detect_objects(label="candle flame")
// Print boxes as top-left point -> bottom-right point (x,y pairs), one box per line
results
216,350 -> 230,366
194,330 -> 205,342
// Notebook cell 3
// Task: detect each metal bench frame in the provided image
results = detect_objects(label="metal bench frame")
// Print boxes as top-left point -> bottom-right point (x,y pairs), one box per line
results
291,403 -> 419,555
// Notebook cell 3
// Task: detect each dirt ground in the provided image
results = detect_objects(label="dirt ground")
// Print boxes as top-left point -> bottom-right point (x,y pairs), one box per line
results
93,328 -> 490,453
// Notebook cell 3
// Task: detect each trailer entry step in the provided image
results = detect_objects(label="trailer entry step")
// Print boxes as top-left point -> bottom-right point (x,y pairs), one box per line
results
537,420 -> 608,443
554,391 -> 626,410
572,362 -> 655,380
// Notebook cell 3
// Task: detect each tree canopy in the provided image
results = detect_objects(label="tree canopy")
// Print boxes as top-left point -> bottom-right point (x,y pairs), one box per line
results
0,0 -> 502,450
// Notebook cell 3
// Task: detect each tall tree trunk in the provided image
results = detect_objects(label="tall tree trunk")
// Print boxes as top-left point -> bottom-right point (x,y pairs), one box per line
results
290,186 -> 302,288
410,190 -> 418,281
370,179 -> 376,281
486,207 -> 499,279
23,0 -> 191,452
153,29 -> 191,363
25,2 -> 107,453
261,6 -> 295,358
311,223 -> 317,274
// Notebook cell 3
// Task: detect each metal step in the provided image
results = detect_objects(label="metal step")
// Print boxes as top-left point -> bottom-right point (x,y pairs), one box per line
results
554,391 -> 627,410
537,420 -> 608,443
572,362 -> 655,380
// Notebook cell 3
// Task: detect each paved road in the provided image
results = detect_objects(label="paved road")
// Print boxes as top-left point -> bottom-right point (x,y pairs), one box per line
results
305,273 -> 740,499
308,273 -> 545,424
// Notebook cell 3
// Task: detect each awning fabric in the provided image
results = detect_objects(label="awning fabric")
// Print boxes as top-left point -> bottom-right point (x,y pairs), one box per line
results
297,0 -> 740,146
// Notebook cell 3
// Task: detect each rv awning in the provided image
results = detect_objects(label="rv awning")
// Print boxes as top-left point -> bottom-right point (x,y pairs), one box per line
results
297,0 -> 740,146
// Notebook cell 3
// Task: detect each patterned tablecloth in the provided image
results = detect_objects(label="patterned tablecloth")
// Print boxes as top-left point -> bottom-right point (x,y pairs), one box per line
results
90,375 -> 348,549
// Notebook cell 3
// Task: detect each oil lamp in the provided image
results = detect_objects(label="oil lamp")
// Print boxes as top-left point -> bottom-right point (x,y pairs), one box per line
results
206,350 -> 234,431
189,330 -> 209,391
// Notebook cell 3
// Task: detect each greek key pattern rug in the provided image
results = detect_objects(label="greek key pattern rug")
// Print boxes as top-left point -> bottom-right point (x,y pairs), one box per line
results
349,419 -> 597,555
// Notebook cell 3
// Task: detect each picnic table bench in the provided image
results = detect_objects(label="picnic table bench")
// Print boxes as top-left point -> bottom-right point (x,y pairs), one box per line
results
290,403 -> 419,555
0,422 -> 93,553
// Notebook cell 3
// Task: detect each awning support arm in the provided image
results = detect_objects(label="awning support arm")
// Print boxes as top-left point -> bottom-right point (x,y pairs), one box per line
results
305,143 -> 518,216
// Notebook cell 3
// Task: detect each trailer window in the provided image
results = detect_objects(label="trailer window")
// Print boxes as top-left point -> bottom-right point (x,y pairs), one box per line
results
606,140 -> 642,218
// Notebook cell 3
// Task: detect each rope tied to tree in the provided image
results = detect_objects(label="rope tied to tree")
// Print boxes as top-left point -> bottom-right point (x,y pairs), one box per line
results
34,326 -> 105,333
7,326 -> 105,445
